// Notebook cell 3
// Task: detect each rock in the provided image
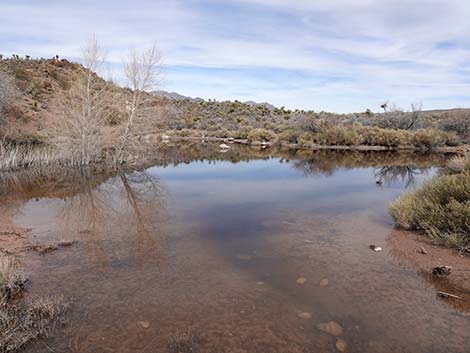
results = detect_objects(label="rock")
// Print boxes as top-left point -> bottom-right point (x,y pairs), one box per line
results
317,321 -> 343,337
297,312 -> 313,320
336,338 -> 347,352
257,281 -> 264,285
319,278 -> 329,287
432,265 -> 452,277
219,143 -> 230,149
138,321 -> 150,329
369,245 -> 383,252
418,246 -> 428,255
161,134 -> 170,140
296,277 -> 307,284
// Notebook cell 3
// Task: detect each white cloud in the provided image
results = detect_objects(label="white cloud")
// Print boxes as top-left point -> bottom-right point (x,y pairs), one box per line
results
0,0 -> 469,112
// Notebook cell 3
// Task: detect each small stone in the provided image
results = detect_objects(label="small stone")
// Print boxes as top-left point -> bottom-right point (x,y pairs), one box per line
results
319,278 -> 329,287
138,321 -> 150,329
257,281 -> 264,285
297,312 -> 313,320
369,245 -> 382,252
219,143 -> 230,149
317,321 -> 343,337
418,246 -> 428,255
336,338 -> 347,352
432,265 -> 452,277
296,277 -> 307,284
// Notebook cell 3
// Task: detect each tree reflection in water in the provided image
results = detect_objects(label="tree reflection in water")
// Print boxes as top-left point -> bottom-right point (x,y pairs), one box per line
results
57,169 -> 165,262
374,165 -> 428,188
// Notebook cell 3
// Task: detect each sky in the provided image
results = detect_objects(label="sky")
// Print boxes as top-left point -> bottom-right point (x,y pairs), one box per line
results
1,0 -> 470,113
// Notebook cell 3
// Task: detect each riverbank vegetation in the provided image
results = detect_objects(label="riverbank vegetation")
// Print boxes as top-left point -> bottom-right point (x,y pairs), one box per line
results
0,256 -> 69,352
390,155 -> 470,249
0,42 -> 469,172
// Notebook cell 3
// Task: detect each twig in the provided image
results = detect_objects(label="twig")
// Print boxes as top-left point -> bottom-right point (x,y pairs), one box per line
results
437,291 -> 470,302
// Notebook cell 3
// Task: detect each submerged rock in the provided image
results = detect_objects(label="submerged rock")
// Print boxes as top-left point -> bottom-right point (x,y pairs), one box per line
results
138,321 -> 150,329
317,321 -> 343,337
319,278 -> 329,287
418,246 -> 428,255
432,265 -> 452,277
297,312 -> 313,320
336,338 -> 347,352
369,245 -> 383,252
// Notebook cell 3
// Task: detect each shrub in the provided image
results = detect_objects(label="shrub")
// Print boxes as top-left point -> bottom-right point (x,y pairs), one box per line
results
447,155 -> 470,174
390,167 -> 470,248
0,71 -> 17,121
359,127 -> 412,147
277,129 -> 299,144
314,125 -> 360,146
298,131 -> 313,146
232,127 -> 250,140
412,129 -> 459,148
247,128 -> 277,143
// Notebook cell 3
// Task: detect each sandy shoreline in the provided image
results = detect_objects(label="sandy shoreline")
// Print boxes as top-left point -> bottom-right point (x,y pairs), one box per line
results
387,229 -> 470,311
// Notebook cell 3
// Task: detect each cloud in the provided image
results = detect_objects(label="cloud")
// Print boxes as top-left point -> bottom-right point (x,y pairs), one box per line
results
1,0 -> 469,112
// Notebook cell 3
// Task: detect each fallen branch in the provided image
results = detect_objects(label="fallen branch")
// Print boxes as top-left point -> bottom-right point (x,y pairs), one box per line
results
437,291 -> 470,302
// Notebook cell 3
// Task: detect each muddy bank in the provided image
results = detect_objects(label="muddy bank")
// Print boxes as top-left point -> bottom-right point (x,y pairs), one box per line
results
387,230 -> 470,311
0,206 -> 33,254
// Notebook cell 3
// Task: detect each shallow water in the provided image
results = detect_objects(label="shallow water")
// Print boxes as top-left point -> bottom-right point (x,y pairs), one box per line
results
3,147 -> 469,353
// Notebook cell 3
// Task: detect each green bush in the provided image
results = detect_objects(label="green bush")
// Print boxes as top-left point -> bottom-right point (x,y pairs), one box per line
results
390,164 -> 470,248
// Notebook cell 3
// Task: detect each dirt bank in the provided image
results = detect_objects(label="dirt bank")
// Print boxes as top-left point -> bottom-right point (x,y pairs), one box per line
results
387,230 -> 470,312
0,206 -> 33,255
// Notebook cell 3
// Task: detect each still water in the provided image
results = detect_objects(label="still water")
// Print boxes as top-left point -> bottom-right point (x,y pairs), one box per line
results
3,146 -> 468,353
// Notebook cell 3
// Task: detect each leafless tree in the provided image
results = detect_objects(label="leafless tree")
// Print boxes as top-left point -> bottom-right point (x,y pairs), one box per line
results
378,102 -> 422,131
47,38 -> 113,165
114,44 -> 163,164
0,71 -> 17,122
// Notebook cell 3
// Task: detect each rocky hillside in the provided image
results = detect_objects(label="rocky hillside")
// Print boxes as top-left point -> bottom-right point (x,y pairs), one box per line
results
1,56 -> 469,146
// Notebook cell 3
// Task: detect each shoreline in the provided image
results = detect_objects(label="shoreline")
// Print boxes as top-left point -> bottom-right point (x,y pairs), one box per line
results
162,135 -> 470,154
387,229 -> 470,312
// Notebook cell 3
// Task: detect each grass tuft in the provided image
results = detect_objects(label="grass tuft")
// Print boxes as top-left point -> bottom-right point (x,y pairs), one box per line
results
0,256 -> 69,353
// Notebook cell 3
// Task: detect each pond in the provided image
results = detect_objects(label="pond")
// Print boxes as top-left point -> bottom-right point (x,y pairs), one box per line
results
2,146 -> 468,353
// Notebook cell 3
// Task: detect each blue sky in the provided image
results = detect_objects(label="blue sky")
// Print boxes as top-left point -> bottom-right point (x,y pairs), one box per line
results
1,0 -> 470,112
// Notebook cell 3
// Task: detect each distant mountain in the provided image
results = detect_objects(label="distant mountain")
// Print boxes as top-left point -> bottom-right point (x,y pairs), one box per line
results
153,91 -> 277,109
152,90 -> 204,102
243,101 -> 276,110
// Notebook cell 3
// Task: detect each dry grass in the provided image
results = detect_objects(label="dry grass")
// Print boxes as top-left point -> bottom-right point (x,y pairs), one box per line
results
0,295 -> 69,353
0,257 -> 27,301
0,140 -> 86,171
0,256 -> 69,353
167,327 -> 204,353
390,155 -> 470,249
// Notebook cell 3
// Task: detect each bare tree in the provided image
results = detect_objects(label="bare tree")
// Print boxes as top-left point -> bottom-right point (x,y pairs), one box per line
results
114,44 -> 163,164
47,38 -> 112,165
0,71 -> 17,122
378,102 -> 422,131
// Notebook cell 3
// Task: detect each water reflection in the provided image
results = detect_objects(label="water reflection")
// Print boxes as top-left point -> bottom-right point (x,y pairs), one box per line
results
1,167 -> 165,262
374,166 -> 427,188
3,145 -> 468,353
